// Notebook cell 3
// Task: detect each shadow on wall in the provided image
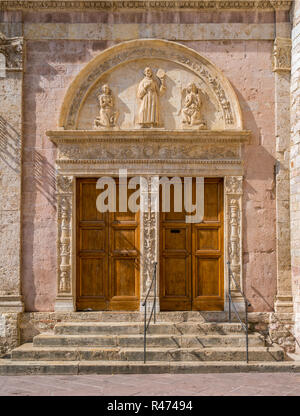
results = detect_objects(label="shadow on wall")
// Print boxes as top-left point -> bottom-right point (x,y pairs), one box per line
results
0,115 -> 21,174
231,84 -> 277,313
22,40 -> 110,311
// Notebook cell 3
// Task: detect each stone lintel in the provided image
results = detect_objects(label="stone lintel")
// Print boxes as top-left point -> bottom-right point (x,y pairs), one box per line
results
47,129 -> 251,144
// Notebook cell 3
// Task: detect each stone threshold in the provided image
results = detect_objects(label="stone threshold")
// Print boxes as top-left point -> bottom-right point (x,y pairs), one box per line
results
1,360 -> 300,375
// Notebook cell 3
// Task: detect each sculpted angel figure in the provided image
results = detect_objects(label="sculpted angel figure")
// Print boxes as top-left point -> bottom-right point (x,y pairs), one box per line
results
182,82 -> 206,128
94,84 -> 118,128
137,67 -> 166,128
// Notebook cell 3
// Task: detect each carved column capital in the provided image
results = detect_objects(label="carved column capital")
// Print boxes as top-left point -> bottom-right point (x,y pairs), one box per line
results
273,37 -> 292,72
224,176 -> 243,195
57,175 -> 74,194
0,32 -> 23,69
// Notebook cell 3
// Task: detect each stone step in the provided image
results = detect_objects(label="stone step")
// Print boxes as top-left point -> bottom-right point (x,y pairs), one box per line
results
52,311 -> 232,323
33,333 -> 265,348
1,359 -> 299,376
11,344 -> 284,362
54,321 -> 246,336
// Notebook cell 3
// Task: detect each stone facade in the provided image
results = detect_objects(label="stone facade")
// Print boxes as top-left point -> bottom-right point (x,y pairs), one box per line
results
0,1 -> 299,357
291,0 -> 300,353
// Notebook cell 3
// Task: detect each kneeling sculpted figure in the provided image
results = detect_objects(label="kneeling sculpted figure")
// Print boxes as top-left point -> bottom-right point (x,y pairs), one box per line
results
182,83 -> 206,128
94,84 -> 118,128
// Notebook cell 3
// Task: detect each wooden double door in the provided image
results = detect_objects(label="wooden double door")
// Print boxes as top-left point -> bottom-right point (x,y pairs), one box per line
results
160,178 -> 224,311
76,178 -> 140,311
76,177 -> 224,311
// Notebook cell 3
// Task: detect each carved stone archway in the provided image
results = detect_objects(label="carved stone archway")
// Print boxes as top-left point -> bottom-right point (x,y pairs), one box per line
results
48,39 -> 250,312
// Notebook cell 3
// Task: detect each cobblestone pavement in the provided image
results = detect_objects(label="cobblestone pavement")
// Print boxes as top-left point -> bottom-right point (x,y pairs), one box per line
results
0,373 -> 300,396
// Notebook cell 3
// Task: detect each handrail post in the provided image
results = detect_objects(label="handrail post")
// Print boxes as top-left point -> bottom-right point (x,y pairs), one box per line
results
144,299 -> 147,364
228,261 -> 231,322
245,298 -> 249,363
154,263 -> 156,324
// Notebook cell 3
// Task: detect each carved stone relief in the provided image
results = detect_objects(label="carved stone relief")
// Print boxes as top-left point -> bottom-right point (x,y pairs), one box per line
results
182,83 -> 206,129
0,32 -> 23,69
273,37 -> 292,72
57,176 -> 73,298
60,40 -> 241,130
94,84 -> 118,129
225,176 -> 243,295
136,67 -> 166,128
58,141 -> 240,162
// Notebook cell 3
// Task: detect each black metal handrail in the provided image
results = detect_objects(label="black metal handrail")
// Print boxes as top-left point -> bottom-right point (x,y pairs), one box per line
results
142,262 -> 157,364
227,261 -> 251,363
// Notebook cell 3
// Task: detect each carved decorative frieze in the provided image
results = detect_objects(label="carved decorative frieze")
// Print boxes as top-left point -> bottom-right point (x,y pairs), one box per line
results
0,1 -> 292,11
225,176 -> 243,293
0,32 -> 23,69
57,141 -> 240,161
57,176 -> 74,296
273,37 -> 292,72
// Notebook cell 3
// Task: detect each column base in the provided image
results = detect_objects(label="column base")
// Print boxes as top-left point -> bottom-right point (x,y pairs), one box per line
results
0,296 -> 24,312
224,294 -> 246,313
54,297 -> 75,312
140,298 -> 160,313
275,295 -> 294,313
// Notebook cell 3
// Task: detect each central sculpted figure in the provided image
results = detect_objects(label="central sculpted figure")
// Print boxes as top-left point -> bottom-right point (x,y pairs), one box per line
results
137,67 -> 166,128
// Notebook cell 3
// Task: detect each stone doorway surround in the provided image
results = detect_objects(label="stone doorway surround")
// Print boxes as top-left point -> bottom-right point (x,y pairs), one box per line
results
48,130 -> 250,312
46,39 -> 251,312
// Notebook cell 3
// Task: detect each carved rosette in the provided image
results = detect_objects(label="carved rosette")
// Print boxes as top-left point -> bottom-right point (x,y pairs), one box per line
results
273,37 -> 292,72
225,176 -> 243,294
57,176 -> 74,296
0,32 -> 23,69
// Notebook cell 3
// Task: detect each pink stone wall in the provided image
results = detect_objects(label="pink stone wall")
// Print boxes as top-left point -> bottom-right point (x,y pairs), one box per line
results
21,11 -> 277,312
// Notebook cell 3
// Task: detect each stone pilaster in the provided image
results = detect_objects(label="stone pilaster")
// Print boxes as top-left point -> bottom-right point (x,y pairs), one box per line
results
272,6 -> 294,314
55,175 -> 75,311
224,176 -> 244,311
140,176 -> 159,312
290,0 -> 300,352
0,28 -> 23,313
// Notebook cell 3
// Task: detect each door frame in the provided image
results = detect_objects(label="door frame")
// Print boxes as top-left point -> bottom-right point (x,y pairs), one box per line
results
54,173 -> 244,313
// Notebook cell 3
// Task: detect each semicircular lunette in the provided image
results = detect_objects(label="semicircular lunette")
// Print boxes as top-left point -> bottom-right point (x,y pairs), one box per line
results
59,39 -> 243,131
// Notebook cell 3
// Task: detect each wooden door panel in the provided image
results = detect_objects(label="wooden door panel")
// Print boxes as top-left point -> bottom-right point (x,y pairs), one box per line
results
80,228 -> 106,251
196,227 -> 219,251
76,178 -> 140,311
203,181 -> 220,221
160,188 -> 192,310
80,258 -> 106,297
160,178 -> 224,311
163,257 -> 190,296
111,258 -> 138,297
194,257 -> 221,297
192,179 -> 224,310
